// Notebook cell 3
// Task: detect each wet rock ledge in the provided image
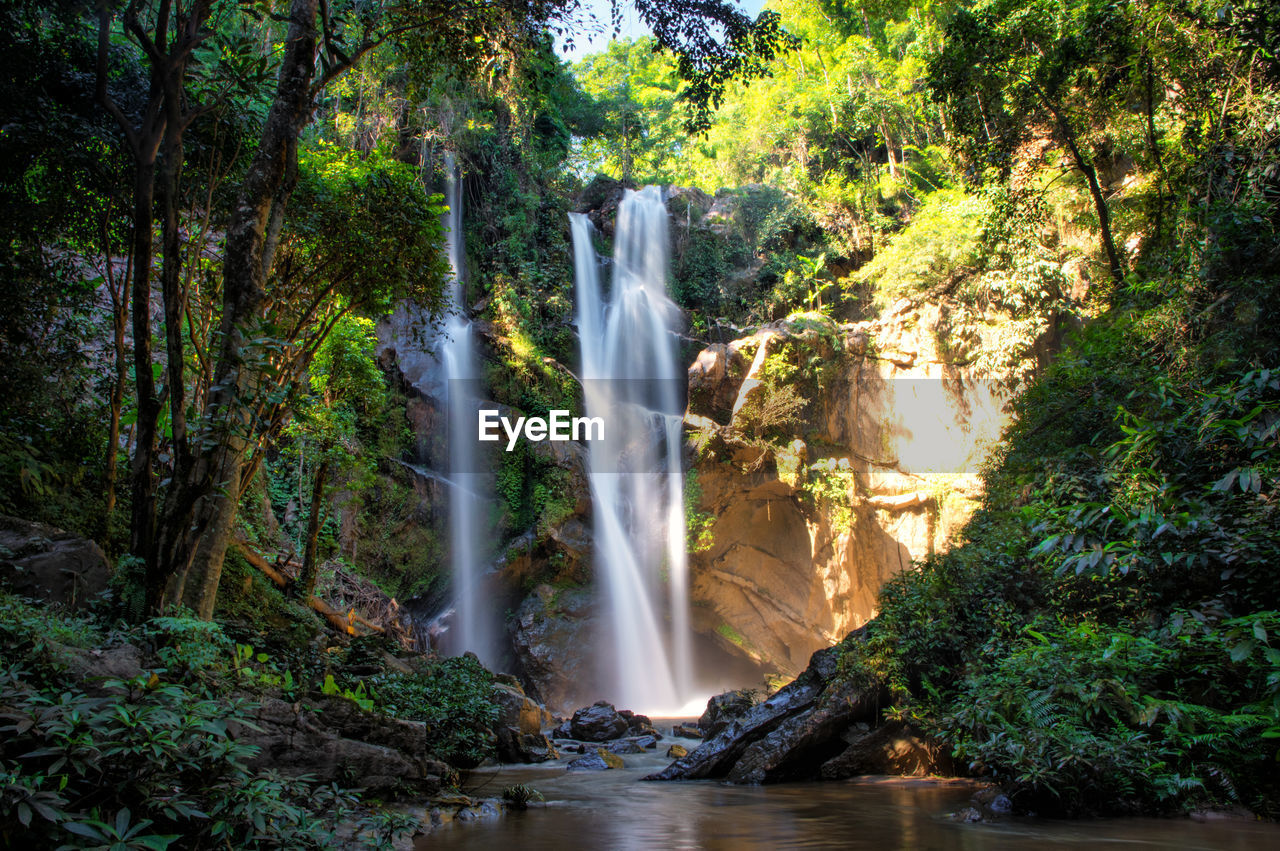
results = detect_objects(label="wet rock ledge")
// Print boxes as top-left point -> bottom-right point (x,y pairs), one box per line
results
646,639 -> 951,784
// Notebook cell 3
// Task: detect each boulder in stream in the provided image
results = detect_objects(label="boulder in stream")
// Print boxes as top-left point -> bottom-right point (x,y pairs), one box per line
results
645,644 -> 857,782
818,721 -> 952,779
569,700 -> 630,740
564,700 -> 655,741
566,748 -> 625,771
491,682 -> 559,763
699,688 -> 760,738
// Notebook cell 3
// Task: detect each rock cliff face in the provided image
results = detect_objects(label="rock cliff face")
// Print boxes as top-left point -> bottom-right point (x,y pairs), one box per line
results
685,303 -> 1012,678
492,297 -> 1019,701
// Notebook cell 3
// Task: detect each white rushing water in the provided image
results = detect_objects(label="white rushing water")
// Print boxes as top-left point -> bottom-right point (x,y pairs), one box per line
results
439,153 -> 494,665
571,186 -> 694,713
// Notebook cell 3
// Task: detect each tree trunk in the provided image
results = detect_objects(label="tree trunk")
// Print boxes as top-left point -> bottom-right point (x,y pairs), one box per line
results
158,95 -> 189,476
1052,111 -> 1125,287
102,221 -> 131,539
880,119 -> 899,180
128,156 -> 163,597
157,0 -> 320,618
1143,52 -> 1168,239
299,456 -> 329,597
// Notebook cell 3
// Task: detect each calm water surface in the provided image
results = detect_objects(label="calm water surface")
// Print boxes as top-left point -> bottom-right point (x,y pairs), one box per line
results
422,747 -> 1280,850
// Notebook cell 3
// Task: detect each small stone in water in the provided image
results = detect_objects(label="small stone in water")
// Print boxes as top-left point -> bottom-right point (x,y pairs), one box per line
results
565,748 -> 625,771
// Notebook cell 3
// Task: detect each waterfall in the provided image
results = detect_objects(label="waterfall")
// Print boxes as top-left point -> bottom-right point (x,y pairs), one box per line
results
439,153 -> 494,665
571,186 -> 694,713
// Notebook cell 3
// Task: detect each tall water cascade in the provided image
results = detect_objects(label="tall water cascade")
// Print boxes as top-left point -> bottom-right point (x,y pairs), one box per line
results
571,186 -> 694,713
439,154 -> 494,665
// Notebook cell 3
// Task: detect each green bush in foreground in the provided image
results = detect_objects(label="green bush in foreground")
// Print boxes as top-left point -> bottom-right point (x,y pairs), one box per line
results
0,594 -> 414,849
369,655 -> 499,768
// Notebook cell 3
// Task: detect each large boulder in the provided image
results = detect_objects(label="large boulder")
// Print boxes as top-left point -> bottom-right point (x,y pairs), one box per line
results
724,675 -> 876,784
231,695 -> 450,794
577,175 -> 628,237
568,701 -> 630,742
490,682 -> 559,763
62,644 -> 144,683
699,689 -> 760,739
566,748 -> 625,772
495,729 -> 559,764
0,515 -> 110,609
818,721 -> 953,779
644,645 -> 850,782
491,682 -> 555,735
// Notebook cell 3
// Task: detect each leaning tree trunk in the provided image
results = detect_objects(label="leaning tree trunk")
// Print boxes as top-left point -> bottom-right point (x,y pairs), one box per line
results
1042,95 -> 1125,288
157,0 -> 320,618
1061,126 -> 1124,288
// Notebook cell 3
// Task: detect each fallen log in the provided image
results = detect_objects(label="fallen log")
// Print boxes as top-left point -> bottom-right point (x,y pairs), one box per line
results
229,539 -> 383,636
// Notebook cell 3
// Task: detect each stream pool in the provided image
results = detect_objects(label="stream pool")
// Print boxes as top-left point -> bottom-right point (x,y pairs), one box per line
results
421,745 -> 1280,850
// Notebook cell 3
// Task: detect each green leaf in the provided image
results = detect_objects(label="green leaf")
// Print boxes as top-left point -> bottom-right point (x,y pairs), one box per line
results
64,821 -> 108,840
1230,640 -> 1256,663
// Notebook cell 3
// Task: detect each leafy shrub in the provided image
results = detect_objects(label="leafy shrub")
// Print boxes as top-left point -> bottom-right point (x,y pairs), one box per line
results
672,227 -> 732,310
145,615 -> 232,677
684,470 -> 715,553
0,597 -> 414,848
0,669 -> 409,849
802,461 -> 856,531
855,188 -> 986,306
935,617 -> 1280,816
501,783 -> 543,809
755,197 -> 822,254
734,380 -> 806,446
0,592 -> 99,688
369,656 -> 499,767
1027,368 -> 1280,615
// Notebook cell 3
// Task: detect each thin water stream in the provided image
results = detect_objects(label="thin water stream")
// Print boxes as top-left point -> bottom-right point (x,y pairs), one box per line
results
423,734 -> 1280,850
438,152 -> 493,665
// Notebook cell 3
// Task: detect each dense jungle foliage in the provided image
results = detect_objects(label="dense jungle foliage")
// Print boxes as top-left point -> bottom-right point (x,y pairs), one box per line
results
2,0 -> 1279,843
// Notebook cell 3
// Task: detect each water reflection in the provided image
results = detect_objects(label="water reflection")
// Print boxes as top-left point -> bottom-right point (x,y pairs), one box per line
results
421,751 -> 1279,850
